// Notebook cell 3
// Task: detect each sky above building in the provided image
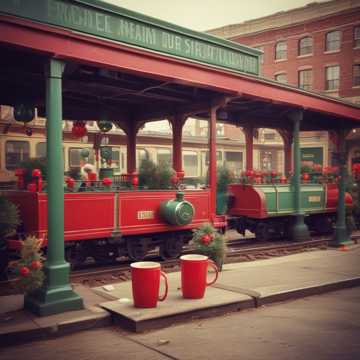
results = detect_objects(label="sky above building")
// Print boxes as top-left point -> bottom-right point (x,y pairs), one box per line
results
104,0 -> 328,31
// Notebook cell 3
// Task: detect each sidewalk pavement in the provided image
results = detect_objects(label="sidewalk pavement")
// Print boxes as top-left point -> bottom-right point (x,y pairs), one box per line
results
1,243 -> 360,346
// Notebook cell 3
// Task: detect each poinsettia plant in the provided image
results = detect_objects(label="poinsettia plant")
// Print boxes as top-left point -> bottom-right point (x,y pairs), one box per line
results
12,236 -> 45,294
191,223 -> 226,270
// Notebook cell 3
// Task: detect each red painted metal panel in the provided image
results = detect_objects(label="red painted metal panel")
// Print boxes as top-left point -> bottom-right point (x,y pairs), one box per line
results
63,192 -> 115,240
0,16 -> 360,122
4,191 -> 115,246
228,184 -> 268,219
117,190 -> 212,235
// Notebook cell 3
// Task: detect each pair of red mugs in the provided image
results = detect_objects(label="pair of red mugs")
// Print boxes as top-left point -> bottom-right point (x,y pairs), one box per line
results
131,254 -> 218,308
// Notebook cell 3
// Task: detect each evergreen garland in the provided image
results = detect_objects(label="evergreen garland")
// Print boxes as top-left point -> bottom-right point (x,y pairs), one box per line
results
14,236 -> 45,293
191,223 -> 226,270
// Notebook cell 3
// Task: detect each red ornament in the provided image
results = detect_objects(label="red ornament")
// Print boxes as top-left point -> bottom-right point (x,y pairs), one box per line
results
66,177 -> 75,189
31,260 -> 41,270
72,121 -> 87,138
280,175 -> 287,184
245,170 -> 254,177
271,170 -> 277,178
102,177 -> 112,186
20,266 -> 30,277
302,173 -> 310,181
132,176 -> 139,187
201,234 -> 211,245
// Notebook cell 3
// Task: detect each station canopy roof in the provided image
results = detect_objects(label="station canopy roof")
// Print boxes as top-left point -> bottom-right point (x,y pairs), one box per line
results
0,0 -> 359,131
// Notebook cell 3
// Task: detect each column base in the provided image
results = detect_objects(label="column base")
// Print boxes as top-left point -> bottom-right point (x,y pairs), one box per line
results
289,214 -> 310,242
24,262 -> 84,316
331,225 -> 352,247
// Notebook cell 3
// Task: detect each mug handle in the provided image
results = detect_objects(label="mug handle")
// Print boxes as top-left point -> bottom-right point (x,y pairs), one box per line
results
206,260 -> 219,286
158,271 -> 168,302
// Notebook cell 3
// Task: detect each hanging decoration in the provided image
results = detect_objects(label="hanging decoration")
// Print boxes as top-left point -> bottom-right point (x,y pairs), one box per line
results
25,127 -> 33,137
97,119 -> 113,133
72,120 -> 87,138
80,148 -> 90,159
14,103 -> 35,123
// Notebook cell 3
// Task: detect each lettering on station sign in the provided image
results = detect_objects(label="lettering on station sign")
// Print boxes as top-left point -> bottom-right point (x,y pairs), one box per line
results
0,0 -> 259,75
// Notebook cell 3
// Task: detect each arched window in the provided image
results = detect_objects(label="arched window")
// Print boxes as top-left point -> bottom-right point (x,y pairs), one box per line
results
275,41 -> 287,60
274,73 -> 287,84
299,37 -> 313,56
325,31 -> 341,52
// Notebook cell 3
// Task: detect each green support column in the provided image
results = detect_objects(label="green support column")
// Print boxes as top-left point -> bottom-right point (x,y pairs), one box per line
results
24,59 -> 83,316
289,110 -> 310,241
333,129 -> 352,246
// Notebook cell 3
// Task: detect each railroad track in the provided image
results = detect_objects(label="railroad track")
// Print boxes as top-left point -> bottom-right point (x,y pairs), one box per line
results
1,231 -> 359,294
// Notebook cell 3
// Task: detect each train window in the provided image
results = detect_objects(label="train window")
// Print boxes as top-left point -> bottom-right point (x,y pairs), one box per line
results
157,148 -> 171,165
5,141 -> 30,170
183,151 -> 199,177
69,147 -> 94,167
225,152 -> 243,176
36,142 -> 46,158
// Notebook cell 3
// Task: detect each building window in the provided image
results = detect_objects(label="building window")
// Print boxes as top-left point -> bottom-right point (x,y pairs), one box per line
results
274,73 -> 287,84
69,147 -> 94,168
6,141 -> 30,170
325,65 -> 340,90
225,151 -> 243,177
355,26 -> 360,48
136,148 -> 150,169
156,148 -> 171,165
298,69 -> 313,91
35,142 -> 46,158
325,31 -> 341,52
111,149 -> 121,172
183,151 -> 199,177
353,64 -> 360,87
275,41 -> 287,60
298,37 -> 313,56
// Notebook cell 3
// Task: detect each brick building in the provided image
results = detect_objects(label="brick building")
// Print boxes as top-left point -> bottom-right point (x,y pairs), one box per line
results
209,0 -> 360,170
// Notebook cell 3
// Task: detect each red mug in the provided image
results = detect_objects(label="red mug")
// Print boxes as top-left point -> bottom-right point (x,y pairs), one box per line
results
130,261 -> 168,308
180,254 -> 219,299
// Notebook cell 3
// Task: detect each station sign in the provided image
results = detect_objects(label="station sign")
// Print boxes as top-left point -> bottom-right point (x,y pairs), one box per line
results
0,0 -> 260,75
301,147 -> 324,167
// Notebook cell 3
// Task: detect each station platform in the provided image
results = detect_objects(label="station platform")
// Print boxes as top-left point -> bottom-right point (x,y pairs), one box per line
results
1,242 -> 360,345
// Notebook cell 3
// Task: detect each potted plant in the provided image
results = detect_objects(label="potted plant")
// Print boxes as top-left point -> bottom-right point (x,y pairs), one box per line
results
19,158 -> 47,189
216,165 -> 235,215
0,196 -> 20,279
99,146 -> 114,179
139,159 -> 176,189
191,223 -> 226,270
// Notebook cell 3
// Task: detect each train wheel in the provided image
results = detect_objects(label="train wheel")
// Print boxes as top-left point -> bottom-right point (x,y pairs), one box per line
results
255,222 -> 271,242
127,239 -> 148,261
159,236 -> 183,260
313,216 -> 334,235
65,246 -> 86,270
